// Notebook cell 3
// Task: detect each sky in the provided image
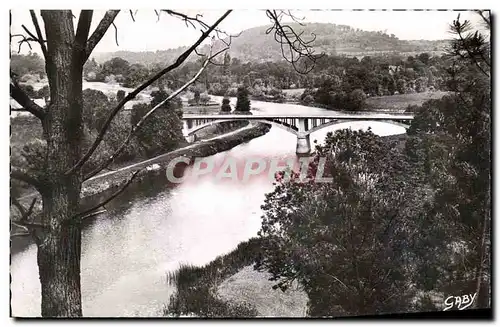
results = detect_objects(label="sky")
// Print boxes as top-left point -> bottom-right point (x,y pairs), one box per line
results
10,9 -> 486,55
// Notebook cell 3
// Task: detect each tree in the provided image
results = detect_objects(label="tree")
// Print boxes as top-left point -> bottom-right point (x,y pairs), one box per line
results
396,78 -> 406,94
83,57 -> 99,77
346,88 -> 366,111
116,89 -> 125,102
409,11 -> 491,307
82,88 -> 111,130
123,63 -> 150,88
194,88 -> 201,104
9,9 -> 323,317
37,85 -> 50,101
199,92 -> 211,106
235,86 -> 250,111
256,129 -> 431,316
101,56 -> 130,77
220,97 -> 231,112
9,9 -> 232,317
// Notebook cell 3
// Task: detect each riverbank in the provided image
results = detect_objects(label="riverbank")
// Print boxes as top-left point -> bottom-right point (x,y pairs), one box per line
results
81,123 -> 270,198
280,90 -> 449,113
165,238 -> 308,317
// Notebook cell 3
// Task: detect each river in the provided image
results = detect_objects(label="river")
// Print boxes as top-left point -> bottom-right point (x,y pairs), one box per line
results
10,99 -> 406,317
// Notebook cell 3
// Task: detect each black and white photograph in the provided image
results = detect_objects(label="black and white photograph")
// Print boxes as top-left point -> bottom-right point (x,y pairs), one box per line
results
8,7 -> 492,319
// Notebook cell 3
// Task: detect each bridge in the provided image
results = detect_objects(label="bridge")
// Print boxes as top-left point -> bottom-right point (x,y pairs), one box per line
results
182,113 -> 415,154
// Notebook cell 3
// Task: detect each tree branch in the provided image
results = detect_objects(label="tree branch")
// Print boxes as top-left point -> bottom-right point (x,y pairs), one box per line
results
85,10 -> 120,61
74,10 -> 93,54
11,197 -> 37,222
29,10 -> 48,58
11,169 -> 42,191
84,48 -> 226,180
265,10 -> 323,74
11,232 -> 32,238
81,209 -> 107,220
66,10 -> 232,176
76,170 -> 141,218
10,83 -> 45,120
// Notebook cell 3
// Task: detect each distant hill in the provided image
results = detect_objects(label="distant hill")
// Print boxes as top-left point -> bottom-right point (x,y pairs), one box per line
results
93,23 -> 449,65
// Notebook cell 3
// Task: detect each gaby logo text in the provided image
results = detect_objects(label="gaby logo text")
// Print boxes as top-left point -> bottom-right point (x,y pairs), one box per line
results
443,292 -> 477,311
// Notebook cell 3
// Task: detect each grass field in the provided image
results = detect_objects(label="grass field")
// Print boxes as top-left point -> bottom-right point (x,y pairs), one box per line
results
365,91 -> 450,111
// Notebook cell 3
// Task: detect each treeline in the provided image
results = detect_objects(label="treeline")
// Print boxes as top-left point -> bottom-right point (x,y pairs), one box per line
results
10,52 -> 45,78
78,51 -> 450,108
11,49 -> 450,111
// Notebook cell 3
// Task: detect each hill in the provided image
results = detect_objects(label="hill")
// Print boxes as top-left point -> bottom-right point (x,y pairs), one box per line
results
93,23 -> 449,65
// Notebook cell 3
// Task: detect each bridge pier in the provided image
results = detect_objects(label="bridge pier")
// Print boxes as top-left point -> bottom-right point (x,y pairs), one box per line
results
296,118 -> 311,155
296,135 -> 311,155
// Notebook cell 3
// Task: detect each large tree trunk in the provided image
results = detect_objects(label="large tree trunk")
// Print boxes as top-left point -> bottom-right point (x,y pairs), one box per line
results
38,183 -> 82,317
38,10 -> 85,317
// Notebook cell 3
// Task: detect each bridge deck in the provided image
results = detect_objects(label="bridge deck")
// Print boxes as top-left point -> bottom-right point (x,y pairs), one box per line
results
183,113 -> 414,120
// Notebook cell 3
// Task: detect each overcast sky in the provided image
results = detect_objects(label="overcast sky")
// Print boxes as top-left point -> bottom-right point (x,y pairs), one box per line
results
10,9 -> 485,55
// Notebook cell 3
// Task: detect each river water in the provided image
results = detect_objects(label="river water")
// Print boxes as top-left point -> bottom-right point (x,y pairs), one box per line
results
10,100 -> 406,317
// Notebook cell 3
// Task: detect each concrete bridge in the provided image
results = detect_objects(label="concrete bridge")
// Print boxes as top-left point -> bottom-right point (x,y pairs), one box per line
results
182,113 -> 415,154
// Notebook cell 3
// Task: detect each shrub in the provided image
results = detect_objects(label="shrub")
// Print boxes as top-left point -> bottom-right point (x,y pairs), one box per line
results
130,90 -> 184,157
220,97 -> 232,112
235,87 -> 251,112
346,89 -> 367,111
82,88 -> 111,131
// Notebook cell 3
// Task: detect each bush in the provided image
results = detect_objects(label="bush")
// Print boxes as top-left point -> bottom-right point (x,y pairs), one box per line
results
37,85 -> 50,100
20,84 -> 37,98
82,88 -> 111,131
130,89 -> 184,157
220,97 -> 231,112
346,89 -> 367,111
116,89 -> 126,102
235,87 -> 251,112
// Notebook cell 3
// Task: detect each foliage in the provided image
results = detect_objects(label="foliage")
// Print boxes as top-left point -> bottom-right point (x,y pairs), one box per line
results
235,87 -> 251,111
101,57 -> 131,77
83,58 -> 99,78
123,63 -> 150,88
10,52 -> 45,77
37,85 -> 50,100
82,88 -> 112,131
116,89 -> 125,102
256,12 -> 491,317
257,128 -> 441,316
130,89 -> 184,157
220,97 -> 231,112
19,84 -> 37,99
199,92 -> 211,105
